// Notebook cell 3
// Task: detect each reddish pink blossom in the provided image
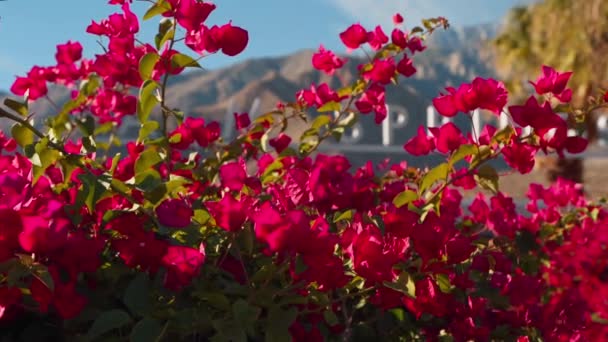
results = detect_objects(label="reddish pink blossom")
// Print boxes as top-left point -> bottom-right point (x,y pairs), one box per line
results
502,141 -> 537,174
219,161 -> 247,191
406,36 -> 426,53
10,66 -> 49,100
156,198 -> 193,228
55,41 -> 83,65
206,194 -> 249,232
391,28 -> 408,49
530,65 -> 573,102
363,58 -> 396,84
397,56 -> 416,77
186,22 -> 248,56
312,45 -> 345,75
404,126 -> 435,156
355,83 -> 387,123
234,112 -> 251,130
161,245 -> 205,290
175,0 -> 216,31
429,122 -> 465,153
339,23 -> 368,49
269,133 -> 292,153
393,13 -> 404,25
0,287 -> 21,320
367,26 -> 388,50
86,3 -> 139,37
297,83 -> 345,108
433,77 -> 508,117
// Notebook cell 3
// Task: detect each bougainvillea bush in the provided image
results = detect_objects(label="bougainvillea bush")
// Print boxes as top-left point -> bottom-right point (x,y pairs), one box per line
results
1,0 -> 608,341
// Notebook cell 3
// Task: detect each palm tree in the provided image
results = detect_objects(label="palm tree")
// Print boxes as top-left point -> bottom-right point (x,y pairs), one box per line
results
493,0 -> 608,184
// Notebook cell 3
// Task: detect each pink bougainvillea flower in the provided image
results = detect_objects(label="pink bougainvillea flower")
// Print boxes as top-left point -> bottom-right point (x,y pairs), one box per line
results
156,198 -> 193,228
406,36 -> 426,54
404,126 -> 435,156
530,65 -> 573,102
269,133 -> 292,153
10,66 -> 49,100
564,136 -> 588,154
19,216 -> 70,254
312,45 -> 346,75
0,287 -> 21,320
206,194 -> 249,232
367,26 -> 389,50
161,245 -> 205,290
234,112 -> 251,130
219,161 -> 247,191
297,83 -> 345,108
175,0 -> 216,31
391,28 -> 408,49
393,13 -> 404,25
355,83 -> 387,123
216,22 -> 249,56
397,56 -> 416,77
186,22 -> 248,56
362,58 -> 396,84
55,41 -> 83,65
339,23 -> 368,49
433,77 -> 508,117
403,276 -> 451,318
502,141 -> 537,174
86,3 -> 139,37
429,122 -> 465,154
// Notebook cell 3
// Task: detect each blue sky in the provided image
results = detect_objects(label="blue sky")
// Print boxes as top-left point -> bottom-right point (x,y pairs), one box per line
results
0,0 -> 531,90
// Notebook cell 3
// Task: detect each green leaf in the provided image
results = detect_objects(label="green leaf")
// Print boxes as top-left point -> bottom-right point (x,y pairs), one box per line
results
232,300 -> 261,337
77,115 -> 96,137
491,125 -> 515,145
333,210 -> 353,223
171,53 -> 201,69
138,121 -> 160,142
470,145 -> 492,169
135,149 -> 163,175
137,80 -> 159,123
32,140 -> 62,183
139,53 -> 160,81
450,144 -> 477,166
419,162 -> 449,194
31,264 -> 54,292
4,98 -> 28,116
265,306 -> 298,342
475,164 -> 499,193
134,169 -> 162,191
11,123 -> 34,147
155,19 -> 175,50
323,310 -> 339,326
143,0 -> 171,20
123,273 -> 150,316
87,309 -> 132,341
94,122 -> 114,136
196,292 -> 231,311
311,114 -> 332,129
193,209 -> 211,225
435,273 -> 452,293
317,101 -> 341,113
212,320 -> 247,342
393,190 -> 418,208
130,317 -> 165,342
77,173 -> 108,212
383,272 -> 416,298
